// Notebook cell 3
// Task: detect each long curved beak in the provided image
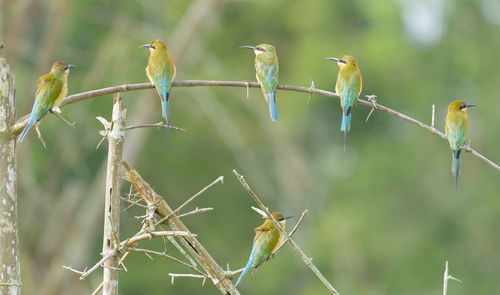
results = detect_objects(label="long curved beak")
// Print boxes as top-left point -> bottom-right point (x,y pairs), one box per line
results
284,216 -> 294,220
140,44 -> 152,49
240,45 -> 257,50
325,57 -> 339,62
465,104 -> 476,108
67,64 -> 76,69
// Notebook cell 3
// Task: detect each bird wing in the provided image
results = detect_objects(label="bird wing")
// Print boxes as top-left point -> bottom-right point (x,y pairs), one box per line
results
148,55 -> 175,100
34,73 -> 63,120
255,59 -> 278,103
251,229 -> 279,274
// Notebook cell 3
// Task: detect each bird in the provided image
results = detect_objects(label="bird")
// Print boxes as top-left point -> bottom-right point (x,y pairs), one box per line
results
325,55 -> 362,152
17,60 -> 74,146
141,39 -> 176,134
445,100 -> 475,187
235,212 -> 292,286
240,44 -> 279,121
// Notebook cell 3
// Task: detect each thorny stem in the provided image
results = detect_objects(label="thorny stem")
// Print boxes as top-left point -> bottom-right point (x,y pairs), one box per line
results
233,169 -> 340,295
9,80 -> 499,172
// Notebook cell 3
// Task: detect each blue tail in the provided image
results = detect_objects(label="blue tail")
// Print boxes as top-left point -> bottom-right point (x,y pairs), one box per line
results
340,112 -> 351,132
160,88 -> 171,136
18,112 -> 37,143
268,92 -> 278,122
451,149 -> 461,188
235,246 -> 256,286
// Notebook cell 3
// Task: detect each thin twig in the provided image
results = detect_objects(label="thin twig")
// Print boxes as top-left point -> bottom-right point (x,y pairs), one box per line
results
154,176 -> 224,226
177,207 -> 214,218
431,104 -> 436,129
126,122 -> 185,132
272,209 -> 308,255
443,261 -> 462,295
23,82 -> 500,171
233,169 -> 340,295
169,273 -> 208,286
9,80 -> 499,172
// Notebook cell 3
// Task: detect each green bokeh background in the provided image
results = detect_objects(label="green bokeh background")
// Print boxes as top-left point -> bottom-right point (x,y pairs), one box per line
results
3,0 -> 500,294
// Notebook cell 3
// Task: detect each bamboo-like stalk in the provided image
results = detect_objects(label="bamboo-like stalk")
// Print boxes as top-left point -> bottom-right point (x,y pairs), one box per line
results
0,49 -> 21,294
102,94 -> 126,295
122,161 -> 241,295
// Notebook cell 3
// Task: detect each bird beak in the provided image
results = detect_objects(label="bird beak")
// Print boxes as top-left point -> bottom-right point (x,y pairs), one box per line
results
67,64 -> 76,69
140,44 -> 152,49
325,57 -> 340,62
239,45 -> 257,50
465,104 -> 476,109
284,216 -> 294,220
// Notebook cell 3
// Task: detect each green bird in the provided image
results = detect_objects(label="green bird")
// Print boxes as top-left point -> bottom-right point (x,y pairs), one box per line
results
141,39 -> 176,134
235,212 -> 291,286
326,55 -> 363,152
241,44 -> 279,121
18,60 -> 73,144
445,100 -> 475,187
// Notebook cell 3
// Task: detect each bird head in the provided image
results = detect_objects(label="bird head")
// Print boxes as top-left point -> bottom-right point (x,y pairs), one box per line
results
325,55 -> 358,69
240,44 -> 276,56
140,39 -> 167,53
51,61 -> 74,74
448,100 -> 476,113
269,212 -> 293,228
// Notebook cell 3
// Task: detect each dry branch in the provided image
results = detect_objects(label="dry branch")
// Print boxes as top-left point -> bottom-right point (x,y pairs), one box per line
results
0,52 -> 21,295
443,261 -> 461,295
101,94 -> 126,295
233,169 -> 340,295
9,80 -> 499,172
122,161 -> 240,295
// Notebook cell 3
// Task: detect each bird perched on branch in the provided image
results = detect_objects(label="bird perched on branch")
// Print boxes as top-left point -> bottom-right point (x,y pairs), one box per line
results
235,212 -> 291,286
141,39 -> 176,134
325,55 -> 362,152
18,60 -> 74,146
240,44 -> 279,121
445,100 -> 475,187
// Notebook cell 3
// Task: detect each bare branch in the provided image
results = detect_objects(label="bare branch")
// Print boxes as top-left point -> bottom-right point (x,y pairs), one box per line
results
272,209 -> 308,255
9,79 -> 498,171
169,273 -> 208,286
102,94 -> 126,295
155,176 -> 224,226
178,207 -> 214,218
126,122 -> 185,132
233,169 -> 340,295
443,261 -> 462,295
122,162 -> 240,294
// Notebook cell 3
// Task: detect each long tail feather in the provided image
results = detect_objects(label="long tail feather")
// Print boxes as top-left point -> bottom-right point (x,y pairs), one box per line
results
235,246 -> 256,286
340,110 -> 351,152
340,112 -> 351,133
161,94 -> 170,136
451,149 -> 461,188
268,92 -> 278,121
18,113 -> 37,143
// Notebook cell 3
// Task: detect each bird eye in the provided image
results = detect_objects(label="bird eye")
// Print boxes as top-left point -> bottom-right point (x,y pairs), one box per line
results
340,59 -> 346,64
278,217 -> 284,221
256,47 -> 264,51
151,45 -> 156,50
459,105 -> 466,110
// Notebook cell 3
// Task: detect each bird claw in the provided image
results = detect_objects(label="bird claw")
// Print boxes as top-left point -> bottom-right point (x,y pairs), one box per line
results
51,106 -> 62,114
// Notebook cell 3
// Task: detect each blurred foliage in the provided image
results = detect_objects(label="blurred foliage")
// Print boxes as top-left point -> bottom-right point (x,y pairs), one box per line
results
2,0 -> 500,294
